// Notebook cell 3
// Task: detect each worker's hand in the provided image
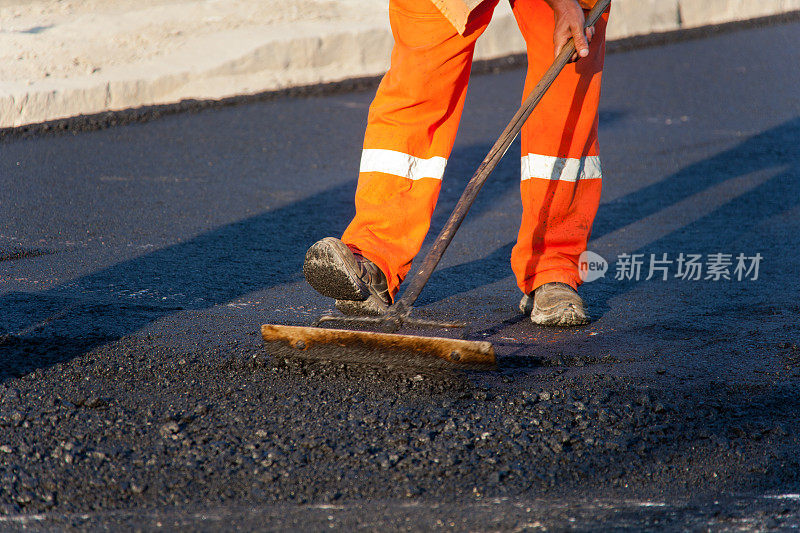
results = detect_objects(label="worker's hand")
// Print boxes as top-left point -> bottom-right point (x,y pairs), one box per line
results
544,0 -> 593,62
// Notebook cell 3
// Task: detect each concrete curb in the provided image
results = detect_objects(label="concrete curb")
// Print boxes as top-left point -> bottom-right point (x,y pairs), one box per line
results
2,0 -> 799,129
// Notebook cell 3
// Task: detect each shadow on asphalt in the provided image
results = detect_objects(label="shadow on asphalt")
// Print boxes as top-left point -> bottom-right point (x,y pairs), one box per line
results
0,138 -> 515,382
423,116 -> 800,315
587,116 -> 800,319
2,117 -> 799,384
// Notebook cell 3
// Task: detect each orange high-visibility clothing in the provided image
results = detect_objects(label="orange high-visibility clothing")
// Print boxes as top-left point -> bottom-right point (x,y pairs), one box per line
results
341,0 -> 608,299
433,0 -> 598,34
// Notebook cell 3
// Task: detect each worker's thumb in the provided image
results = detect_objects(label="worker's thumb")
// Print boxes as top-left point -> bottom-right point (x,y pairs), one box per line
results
572,25 -> 590,58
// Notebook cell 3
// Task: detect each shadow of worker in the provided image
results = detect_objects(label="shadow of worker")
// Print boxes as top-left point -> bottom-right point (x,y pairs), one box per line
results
0,179 -> 359,383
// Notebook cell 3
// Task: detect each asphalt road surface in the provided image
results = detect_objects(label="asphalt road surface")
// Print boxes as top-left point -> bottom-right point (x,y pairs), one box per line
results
1,19 -> 800,531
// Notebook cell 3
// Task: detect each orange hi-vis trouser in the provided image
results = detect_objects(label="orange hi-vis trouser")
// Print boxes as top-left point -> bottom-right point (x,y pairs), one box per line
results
341,0 -> 608,300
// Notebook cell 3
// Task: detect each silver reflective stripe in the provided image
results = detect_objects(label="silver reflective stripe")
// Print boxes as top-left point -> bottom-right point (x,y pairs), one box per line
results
520,154 -> 602,182
360,149 -> 448,181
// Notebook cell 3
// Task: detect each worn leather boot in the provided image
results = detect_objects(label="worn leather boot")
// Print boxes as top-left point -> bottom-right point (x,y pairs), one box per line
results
303,237 -> 390,316
519,282 -> 589,326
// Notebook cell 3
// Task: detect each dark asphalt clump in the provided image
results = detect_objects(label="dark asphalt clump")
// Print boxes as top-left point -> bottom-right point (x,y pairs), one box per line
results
1,335 -> 799,517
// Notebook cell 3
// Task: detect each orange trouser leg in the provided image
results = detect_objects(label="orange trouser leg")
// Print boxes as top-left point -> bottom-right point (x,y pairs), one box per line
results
510,0 -> 608,294
341,0 -> 498,299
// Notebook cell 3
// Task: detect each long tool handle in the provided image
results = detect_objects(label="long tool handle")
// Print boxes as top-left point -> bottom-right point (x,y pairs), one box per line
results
391,0 -> 611,316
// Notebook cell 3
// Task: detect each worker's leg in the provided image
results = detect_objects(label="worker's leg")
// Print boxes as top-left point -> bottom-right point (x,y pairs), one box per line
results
509,0 -> 608,294
340,0 -> 498,299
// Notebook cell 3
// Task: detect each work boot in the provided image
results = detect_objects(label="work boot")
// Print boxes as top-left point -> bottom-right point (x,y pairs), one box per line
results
519,282 -> 590,327
303,237 -> 390,316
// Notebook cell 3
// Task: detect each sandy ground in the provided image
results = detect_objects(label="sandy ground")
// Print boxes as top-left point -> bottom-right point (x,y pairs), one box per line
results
3,0 -> 797,88
0,0 -> 362,83
2,0 -> 798,129
0,0 -> 519,128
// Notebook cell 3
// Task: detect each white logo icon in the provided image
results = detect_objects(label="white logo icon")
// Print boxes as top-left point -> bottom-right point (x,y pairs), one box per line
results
579,251 -> 608,283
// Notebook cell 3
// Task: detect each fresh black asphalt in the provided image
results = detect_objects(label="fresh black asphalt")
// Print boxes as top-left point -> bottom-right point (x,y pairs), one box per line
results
1,19 -> 799,530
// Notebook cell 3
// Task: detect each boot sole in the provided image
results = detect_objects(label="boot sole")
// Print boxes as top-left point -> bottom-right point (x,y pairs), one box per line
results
303,238 -> 369,301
